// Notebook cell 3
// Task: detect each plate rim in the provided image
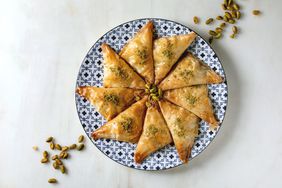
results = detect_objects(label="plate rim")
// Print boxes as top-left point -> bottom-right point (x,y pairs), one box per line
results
74,17 -> 229,171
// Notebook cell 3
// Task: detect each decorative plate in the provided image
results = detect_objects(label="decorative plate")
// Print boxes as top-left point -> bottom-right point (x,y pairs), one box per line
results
75,18 -> 228,171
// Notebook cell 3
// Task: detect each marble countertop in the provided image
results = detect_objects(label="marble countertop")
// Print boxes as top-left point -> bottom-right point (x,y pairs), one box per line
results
1,0 -> 282,187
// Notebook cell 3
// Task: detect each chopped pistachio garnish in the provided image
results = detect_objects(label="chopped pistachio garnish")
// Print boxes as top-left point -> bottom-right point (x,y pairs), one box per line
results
104,94 -> 119,105
185,94 -> 198,105
146,124 -> 158,136
173,118 -> 185,137
162,49 -> 174,59
137,48 -> 148,60
120,117 -> 133,132
109,67 -> 129,79
162,41 -> 174,59
179,70 -> 193,81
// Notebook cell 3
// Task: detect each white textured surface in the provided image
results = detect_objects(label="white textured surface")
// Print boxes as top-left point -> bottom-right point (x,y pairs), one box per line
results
0,0 -> 282,187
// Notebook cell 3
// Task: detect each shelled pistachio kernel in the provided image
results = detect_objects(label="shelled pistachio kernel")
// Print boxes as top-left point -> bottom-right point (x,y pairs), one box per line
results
63,152 -> 69,159
77,144 -> 85,151
48,178 -> 57,184
43,151 -> 48,158
55,159 -> 62,165
205,18 -> 214,25
230,33 -> 235,38
227,0 -> 233,6
193,16 -> 199,24
228,19 -> 235,24
78,135 -> 84,143
70,144 -> 77,149
50,142 -> 55,150
59,151 -> 65,159
227,5 -> 234,11
216,27 -> 223,33
55,144 -> 62,150
221,4 -> 227,10
41,158 -> 48,163
145,83 -> 151,89
52,155 -> 58,160
208,37 -> 213,44
215,32 -> 222,39
60,165 -> 66,174
145,101 -> 152,108
60,151 -> 68,159
62,146 -> 69,152
53,161 -> 59,169
46,137 -> 53,143
209,30 -> 217,36
216,16 -> 223,20
135,95 -> 141,101
232,26 -> 238,34
223,15 -> 229,22
231,11 -> 237,19
225,12 -> 232,19
158,88 -> 163,98
253,10 -> 261,15
233,3 -> 240,10
236,11 -> 241,19
220,22 -> 226,28
222,4 -> 227,10
32,146 -> 38,151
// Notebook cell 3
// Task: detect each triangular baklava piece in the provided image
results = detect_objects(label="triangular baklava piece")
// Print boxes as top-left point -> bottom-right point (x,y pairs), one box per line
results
119,21 -> 154,83
102,43 -> 146,89
153,32 -> 197,84
164,85 -> 218,128
92,96 -> 147,143
134,105 -> 172,163
159,53 -> 223,90
76,86 -> 143,121
159,100 -> 199,163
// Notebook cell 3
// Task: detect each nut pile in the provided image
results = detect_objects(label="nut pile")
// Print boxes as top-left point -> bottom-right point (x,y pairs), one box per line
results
145,83 -> 163,107
33,135 -> 85,184
193,0 -> 261,43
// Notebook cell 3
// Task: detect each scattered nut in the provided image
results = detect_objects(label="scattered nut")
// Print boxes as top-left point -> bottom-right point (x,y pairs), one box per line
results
55,159 -> 62,165
78,135 -> 84,143
46,137 -> 53,143
77,144 -> 84,151
53,162 -> 59,169
48,178 -> 57,184
193,16 -> 200,24
62,146 -> 69,152
32,146 -> 38,151
43,151 -> 49,158
253,10 -> 261,16
60,165 -> 66,174
52,155 -> 58,160
205,18 -> 214,25
55,144 -> 62,150
41,158 -> 49,163
69,144 -> 77,150
50,142 -> 55,150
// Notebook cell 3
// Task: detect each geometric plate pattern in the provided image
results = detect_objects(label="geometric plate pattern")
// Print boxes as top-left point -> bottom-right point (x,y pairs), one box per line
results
75,18 -> 228,170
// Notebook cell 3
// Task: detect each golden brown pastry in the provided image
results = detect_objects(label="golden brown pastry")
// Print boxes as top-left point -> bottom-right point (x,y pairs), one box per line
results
153,32 -> 197,84
102,43 -> 146,89
134,105 -> 172,163
76,86 -> 143,121
119,21 -> 154,83
164,85 -> 218,128
92,96 -> 147,143
159,53 -> 223,90
159,100 -> 199,163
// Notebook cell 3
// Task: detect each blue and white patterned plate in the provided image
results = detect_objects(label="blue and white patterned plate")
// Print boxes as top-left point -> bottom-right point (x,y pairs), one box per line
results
75,18 -> 228,171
